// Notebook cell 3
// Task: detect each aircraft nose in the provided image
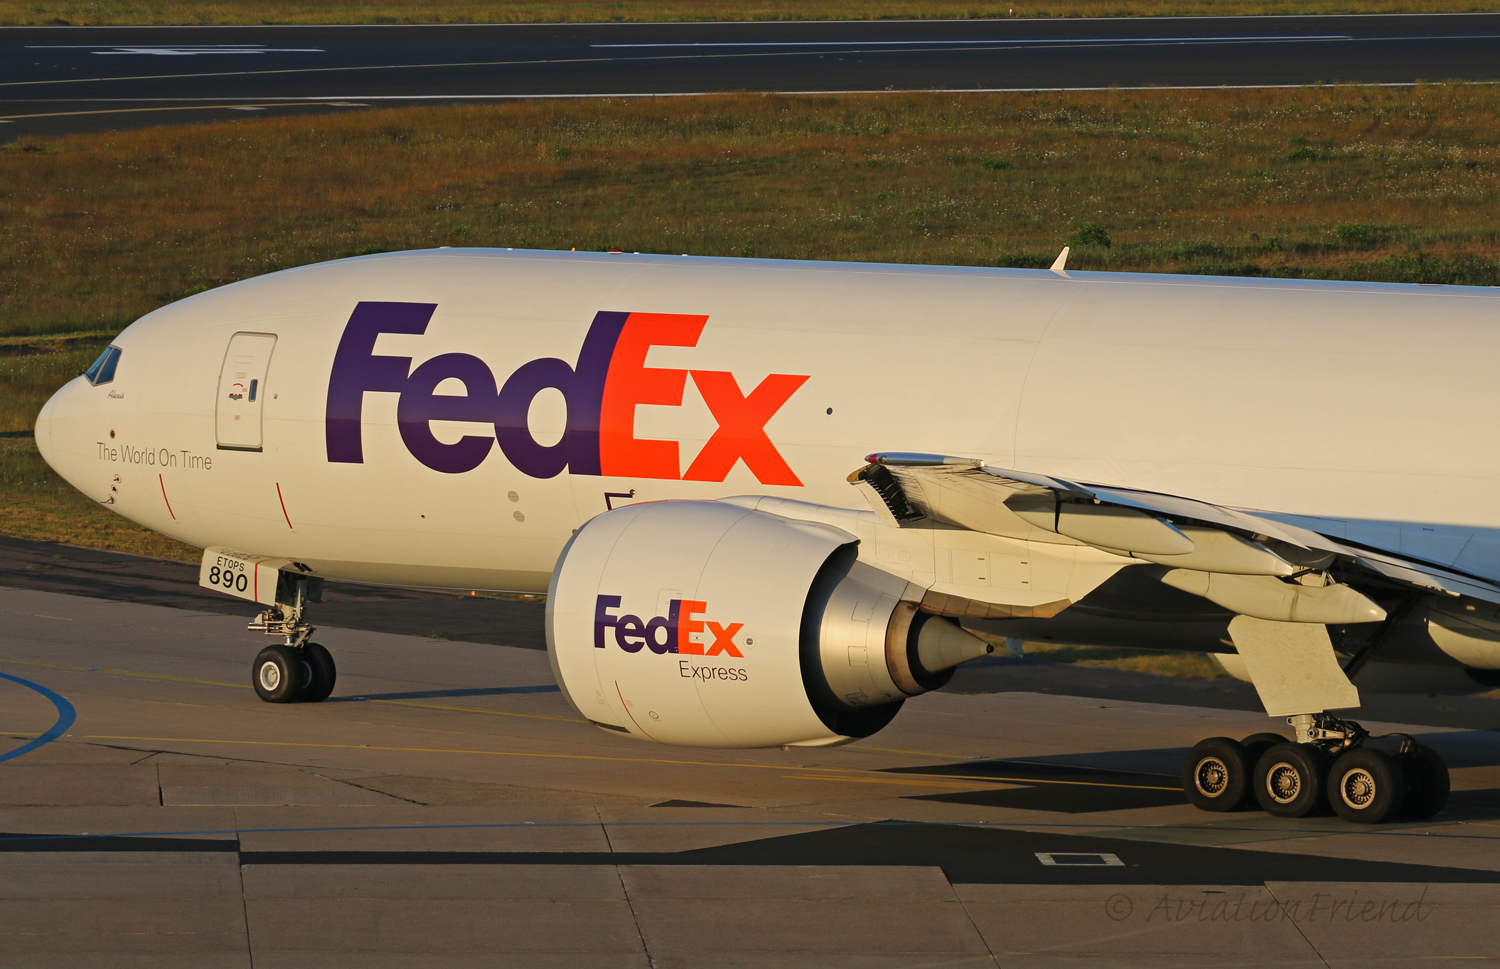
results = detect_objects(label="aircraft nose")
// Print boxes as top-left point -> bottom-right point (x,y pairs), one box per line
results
36,375 -> 110,503
34,390 -> 55,467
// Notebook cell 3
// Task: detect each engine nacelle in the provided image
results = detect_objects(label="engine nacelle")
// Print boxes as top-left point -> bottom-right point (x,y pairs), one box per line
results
546,500 -> 992,748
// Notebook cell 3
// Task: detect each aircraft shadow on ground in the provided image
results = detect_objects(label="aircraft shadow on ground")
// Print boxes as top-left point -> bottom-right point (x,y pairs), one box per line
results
885,758 -> 1189,814
6,821 -> 1498,886
1440,789 -> 1500,821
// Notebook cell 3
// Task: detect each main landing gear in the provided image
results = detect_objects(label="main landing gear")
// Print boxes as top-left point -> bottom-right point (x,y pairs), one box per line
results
247,574 -> 336,704
1183,713 -> 1449,824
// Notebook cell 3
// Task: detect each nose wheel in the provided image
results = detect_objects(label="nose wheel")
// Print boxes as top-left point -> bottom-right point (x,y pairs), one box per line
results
300,642 -> 337,702
251,642 -> 337,704
253,644 -> 301,703
245,577 -> 337,704
1182,715 -> 1450,823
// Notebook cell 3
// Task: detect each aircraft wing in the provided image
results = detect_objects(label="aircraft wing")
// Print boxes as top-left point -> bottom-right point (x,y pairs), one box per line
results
859,452 -> 1500,609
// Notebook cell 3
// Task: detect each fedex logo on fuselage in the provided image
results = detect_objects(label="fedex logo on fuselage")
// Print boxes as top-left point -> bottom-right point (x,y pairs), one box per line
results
325,302 -> 809,483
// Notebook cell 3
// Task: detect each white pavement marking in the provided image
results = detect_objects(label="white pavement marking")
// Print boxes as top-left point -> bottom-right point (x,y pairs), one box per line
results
9,78 -> 1493,125
1035,852 -> 1126,866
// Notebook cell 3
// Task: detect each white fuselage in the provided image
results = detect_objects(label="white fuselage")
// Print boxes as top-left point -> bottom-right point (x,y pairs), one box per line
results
35,248 -> 1500,593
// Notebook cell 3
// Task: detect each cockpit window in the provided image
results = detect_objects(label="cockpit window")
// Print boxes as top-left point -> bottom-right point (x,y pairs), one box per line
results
85,346 -> 121,386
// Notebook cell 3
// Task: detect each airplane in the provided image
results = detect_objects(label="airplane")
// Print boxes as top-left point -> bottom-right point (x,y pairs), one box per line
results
35,245 -> 1500,826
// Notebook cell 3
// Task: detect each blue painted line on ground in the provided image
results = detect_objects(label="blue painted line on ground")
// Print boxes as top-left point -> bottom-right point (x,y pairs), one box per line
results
0,671 -> 76,764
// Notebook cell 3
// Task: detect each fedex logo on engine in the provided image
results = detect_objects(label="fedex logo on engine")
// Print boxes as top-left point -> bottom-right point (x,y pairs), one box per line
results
594,594 -> 750,682
325,302 -> 809,484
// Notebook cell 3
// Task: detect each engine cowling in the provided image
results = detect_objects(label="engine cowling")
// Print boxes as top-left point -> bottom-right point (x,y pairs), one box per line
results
546,500 -> 992,748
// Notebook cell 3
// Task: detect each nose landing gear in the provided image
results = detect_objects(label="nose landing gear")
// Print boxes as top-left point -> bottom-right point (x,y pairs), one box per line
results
252,643 -> 303,703
250,640 -> 337,703
300,642 -> 337,702
1182,713 -> 1450,823
247,573 -> 337,704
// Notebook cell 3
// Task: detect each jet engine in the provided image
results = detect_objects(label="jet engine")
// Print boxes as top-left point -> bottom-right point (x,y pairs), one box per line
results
546,500 -> 993,748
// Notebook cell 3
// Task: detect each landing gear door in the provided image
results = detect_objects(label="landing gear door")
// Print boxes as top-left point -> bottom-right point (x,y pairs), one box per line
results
216,332 -> 277,451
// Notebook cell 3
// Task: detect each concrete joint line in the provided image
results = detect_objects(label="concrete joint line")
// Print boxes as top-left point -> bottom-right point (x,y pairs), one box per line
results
1265,884 -> 1334,969
236,806 -> 256,969
598,807 -> 657,968
306,767 -> 428,806
950,876 -> 1001,965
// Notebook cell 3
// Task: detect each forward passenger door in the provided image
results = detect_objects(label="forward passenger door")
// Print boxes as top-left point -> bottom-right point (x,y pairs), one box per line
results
216,332 -> 277,451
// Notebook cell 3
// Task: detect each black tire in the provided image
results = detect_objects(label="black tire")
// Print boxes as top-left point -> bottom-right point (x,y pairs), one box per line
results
1184,737 -> 1253,812
1241,731 -> 1288,764
1329,747 -> 1406,824
1255,742 -> 1330,818
252,644 -> 304,703
299,643 -> 337,702
1398,744 -> 1450,821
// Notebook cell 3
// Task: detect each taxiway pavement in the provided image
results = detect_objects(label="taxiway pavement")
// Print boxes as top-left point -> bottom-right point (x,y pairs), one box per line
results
3,565 -> 1500,965
3,13 -> 1500,140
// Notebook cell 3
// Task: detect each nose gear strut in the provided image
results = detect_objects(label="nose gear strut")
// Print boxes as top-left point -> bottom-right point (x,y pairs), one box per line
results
245,570 -> 336,703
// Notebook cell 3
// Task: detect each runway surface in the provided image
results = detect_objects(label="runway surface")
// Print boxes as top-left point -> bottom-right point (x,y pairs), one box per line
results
4,540 -> 1500,964
3,13 -> 1500,140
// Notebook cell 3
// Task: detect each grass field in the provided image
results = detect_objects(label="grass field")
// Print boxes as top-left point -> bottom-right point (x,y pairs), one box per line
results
4,0 -> 1496,26
1022,642 -> 1231,678
963,630 -> 1234,678
3,84 -> 1499,657
7,87 -> 1500,339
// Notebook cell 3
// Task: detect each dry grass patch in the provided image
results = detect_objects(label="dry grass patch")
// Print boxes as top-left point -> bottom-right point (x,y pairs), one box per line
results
6,86 -> 1500,338
0,333 -> 112,430
1022,642 -> 1232,678
967,629 -> 1233,679
5,85 -> 1500,569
